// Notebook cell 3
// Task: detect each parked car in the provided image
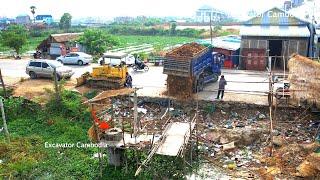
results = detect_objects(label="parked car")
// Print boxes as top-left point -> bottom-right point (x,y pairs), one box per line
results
26,59 -> 74,80
56,52 -> 92,66
98,52 -> 135,66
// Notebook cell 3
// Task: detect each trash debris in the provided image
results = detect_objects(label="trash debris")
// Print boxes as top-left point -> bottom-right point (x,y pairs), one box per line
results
92,153 -> 106,159
272,136 -> 285,147
296,153 -> 320,177
223,141 -> 235,151
137,107 -> 147,114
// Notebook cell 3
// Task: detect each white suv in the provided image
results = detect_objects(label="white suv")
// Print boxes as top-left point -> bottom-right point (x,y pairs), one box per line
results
26,59 -> 74,80
56,52 -> 92,66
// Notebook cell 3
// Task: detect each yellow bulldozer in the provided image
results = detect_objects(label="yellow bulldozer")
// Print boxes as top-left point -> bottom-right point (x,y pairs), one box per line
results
76,65 -> 128,89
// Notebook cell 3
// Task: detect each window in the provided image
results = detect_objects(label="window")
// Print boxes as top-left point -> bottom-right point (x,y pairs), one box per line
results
29,62 -> 41,67
196,12 -> 201,16
42,63 -> 49,68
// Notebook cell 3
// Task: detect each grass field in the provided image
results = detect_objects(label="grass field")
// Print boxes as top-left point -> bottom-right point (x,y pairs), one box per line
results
0,34 -> 196,55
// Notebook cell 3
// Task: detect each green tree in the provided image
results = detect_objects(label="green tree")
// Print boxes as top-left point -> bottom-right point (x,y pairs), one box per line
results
59,13 -> 72,30
0,25 -> 28,56
30,6 -> 36,23
78,29 -> 119,56
170,22 -> 177,35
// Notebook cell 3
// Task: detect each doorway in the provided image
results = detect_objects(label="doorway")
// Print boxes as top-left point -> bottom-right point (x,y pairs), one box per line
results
268,40 -> 283,69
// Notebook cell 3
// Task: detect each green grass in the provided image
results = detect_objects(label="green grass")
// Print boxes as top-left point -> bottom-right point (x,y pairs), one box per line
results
0,34 -> 195,54
0,92 -> 192,179
115,35 -> 196,49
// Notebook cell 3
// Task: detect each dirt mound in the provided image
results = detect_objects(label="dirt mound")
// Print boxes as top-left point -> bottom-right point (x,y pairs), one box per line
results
166,43 -> 206,59
13,79 -> 76,103
167,75 -> 193,99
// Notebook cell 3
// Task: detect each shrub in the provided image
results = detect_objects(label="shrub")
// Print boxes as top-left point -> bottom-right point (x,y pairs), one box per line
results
45,90 -> 90,120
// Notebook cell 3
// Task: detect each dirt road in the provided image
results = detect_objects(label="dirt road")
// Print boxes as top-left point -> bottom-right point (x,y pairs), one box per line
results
1,58 -> 270,105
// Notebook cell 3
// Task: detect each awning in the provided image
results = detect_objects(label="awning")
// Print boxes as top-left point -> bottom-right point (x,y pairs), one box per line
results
240,25 -> 310,37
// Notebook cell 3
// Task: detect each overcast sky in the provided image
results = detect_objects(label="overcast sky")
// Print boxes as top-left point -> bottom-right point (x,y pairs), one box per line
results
0,0 -> 286,20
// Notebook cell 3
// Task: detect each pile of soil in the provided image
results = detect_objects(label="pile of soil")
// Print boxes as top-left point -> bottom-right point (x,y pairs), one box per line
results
167,75 -> 193,99
166,43 -> 206,59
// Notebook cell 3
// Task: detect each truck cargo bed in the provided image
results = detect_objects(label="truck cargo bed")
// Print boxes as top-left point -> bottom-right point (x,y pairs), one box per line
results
164,48 -> 212,77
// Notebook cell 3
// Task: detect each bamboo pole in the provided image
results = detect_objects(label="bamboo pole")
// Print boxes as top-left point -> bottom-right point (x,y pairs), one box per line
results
53,68 -> 61,102
133,88 -> 138,143
0,98 -> 10,143
0,70 -> 7,98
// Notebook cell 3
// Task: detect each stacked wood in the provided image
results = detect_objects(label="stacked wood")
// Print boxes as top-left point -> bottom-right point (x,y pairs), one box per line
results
288,54 -> 320,107
167,75 -> 193,99
166,43 -> 206,60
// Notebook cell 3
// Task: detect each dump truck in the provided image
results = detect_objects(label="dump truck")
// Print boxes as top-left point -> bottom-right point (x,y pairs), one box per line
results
76,65 -> 128,89
163,43 -> 221,96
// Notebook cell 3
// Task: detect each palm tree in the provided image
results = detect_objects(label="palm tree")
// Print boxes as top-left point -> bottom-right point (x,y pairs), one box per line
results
30,6 -> 36,23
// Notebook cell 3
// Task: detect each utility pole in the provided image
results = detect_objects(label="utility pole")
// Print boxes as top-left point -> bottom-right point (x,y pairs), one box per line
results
210,13 -> 213,45
0,98 -> 10,143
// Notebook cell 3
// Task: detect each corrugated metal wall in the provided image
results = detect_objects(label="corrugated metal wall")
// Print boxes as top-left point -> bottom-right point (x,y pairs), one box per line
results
240,36 -> 309,70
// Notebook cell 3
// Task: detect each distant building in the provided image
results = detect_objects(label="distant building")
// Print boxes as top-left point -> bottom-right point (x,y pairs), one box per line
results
16,15 -> 31,25
195,5 -> 228,23
113,16 -> 134,24
37,33 -> 84,58
35,15 -> 53,24
291,0 -> 304,7
284,1 -> 292,11
240,7 -> 315,71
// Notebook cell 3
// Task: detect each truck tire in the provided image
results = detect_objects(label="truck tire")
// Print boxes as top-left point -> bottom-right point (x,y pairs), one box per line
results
212,74 -> 219,83
197,77 -> 204,92
199,77 -> 204,92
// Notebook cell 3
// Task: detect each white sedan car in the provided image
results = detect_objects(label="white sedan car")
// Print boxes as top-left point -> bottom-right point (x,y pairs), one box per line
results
56,52 -> 93,66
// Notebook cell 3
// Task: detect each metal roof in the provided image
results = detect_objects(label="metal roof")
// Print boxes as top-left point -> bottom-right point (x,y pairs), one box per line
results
197,36 -> 241,51
240,25 -> 310,37
50,33 -> 83,43
244,7 -> 309,26
102,52 -> 128,59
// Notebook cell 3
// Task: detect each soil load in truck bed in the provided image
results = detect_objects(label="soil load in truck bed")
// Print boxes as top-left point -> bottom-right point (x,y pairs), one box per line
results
165,43 -> 207,60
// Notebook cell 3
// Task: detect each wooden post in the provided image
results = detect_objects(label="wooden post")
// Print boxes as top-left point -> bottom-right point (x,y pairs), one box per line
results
268,71 -> 274,157
0,98 -> 10,143
0,69 -> 7,98
91,104 -> 103,178
133,88 -> 138,142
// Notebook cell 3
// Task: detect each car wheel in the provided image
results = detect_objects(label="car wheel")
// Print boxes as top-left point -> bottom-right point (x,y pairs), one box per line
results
54,74 -> 61,81
78,60 -> 84,66
144,65 -> 149,71
29,71 -> 37,79
133,65 -> 138,71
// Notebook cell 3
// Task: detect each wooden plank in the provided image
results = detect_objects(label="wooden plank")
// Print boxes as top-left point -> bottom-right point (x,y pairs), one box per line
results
156,122 -> 195,156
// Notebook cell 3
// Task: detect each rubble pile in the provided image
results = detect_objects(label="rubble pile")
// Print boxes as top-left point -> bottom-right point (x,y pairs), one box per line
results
166,43 -> 206,59
92,96 -> 320,179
